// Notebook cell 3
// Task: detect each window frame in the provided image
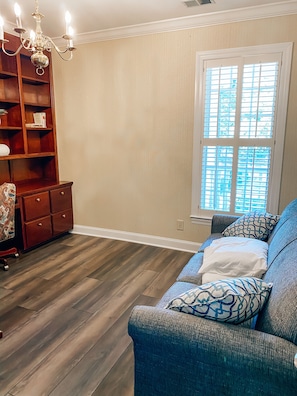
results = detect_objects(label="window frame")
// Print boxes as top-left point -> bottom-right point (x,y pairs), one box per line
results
191,43 -> 293,224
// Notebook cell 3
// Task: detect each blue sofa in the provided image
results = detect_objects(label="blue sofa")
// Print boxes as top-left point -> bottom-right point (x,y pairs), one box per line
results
128,199 -> 297,396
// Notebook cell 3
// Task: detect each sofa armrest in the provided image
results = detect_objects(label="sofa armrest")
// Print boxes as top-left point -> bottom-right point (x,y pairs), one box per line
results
211,213 -> 239,233
128,306 -> 297,396
198,214 -> 240,252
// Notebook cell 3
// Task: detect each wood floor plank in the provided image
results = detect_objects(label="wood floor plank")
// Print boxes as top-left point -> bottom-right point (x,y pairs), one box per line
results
48,303 -> 133,396
0,287 -> 13,298
143,250 -> 192,298
49,294 -> 156,396
0,242 -> 70,290
0,234 -> 194,396
0,235 -> 101,291
42,237 -> 115,281
7,270 -> 158,396
0,306 -> 34,334
19,258 -> 105,311
0,277 -> 99,353
92,343 -> 135,396
0,277 -> 52,316
75,266 -> 158,314
94,244 -> 165,284
0,308 -> 92,395
142,246 -> 183,271
86,240 -> 144,280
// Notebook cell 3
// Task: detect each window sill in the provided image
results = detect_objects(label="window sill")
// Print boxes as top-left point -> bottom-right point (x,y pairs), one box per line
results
190,215 -> 212,226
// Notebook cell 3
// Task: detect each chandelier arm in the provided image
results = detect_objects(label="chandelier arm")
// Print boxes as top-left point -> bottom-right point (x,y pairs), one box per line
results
46,36 -> 73,55
20,37 -> 33,51
1,41 -> 23,56
54,49 -> 74,62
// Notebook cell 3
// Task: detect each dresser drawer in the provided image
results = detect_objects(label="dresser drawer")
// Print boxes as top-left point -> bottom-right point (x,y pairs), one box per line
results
52,209 -> 73,236
23,191 -> 50,221
50,186 -> 72,213
25,215 -> 52,248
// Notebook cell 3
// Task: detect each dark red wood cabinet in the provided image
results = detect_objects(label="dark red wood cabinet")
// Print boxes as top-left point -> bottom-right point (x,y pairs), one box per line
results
0,33 -> 74,251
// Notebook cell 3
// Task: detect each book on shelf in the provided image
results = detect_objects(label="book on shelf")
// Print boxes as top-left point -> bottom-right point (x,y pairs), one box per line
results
33,112 -> 47,128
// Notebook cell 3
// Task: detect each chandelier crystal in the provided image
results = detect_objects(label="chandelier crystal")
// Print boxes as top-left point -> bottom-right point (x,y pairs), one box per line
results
0,0 -> 75,75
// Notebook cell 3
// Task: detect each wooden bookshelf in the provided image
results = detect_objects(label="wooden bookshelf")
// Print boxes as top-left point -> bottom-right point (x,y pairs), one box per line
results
0,32 -> 73,251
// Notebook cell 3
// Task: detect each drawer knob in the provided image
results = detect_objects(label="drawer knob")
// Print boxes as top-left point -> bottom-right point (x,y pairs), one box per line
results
38,222 -> 43,227
60,191 -> 65,196
62,214 -> 66,218
36,197 -> 41,202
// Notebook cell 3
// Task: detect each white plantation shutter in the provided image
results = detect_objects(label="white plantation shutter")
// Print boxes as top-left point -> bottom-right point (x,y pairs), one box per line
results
201,146 -> 233,211
204,64 -> 237,139
240,62 -> 278,139
191,44 -> 292,220
235,146 -> 271,212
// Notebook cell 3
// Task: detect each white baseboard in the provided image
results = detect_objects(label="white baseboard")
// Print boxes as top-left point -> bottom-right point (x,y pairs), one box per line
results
72,225 -> 200,253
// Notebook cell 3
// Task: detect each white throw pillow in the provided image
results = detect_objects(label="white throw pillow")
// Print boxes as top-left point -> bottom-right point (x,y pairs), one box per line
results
199,237 -> 268,284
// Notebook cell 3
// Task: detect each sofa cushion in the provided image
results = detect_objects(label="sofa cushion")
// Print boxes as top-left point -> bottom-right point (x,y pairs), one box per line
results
176,252 -> 203,285
256,215 -> 297,344
256,242 -> 297,345
156,281 -> 199,308
198,233 -> 223,253
267,215 -> 297,269
165,277 -> 272,325
222,211 -> 279,241
199,237 -> 268,283
268,199 -> 297,245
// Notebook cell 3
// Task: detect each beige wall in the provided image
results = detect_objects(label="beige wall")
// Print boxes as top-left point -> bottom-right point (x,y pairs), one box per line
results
52,14 -> 297,245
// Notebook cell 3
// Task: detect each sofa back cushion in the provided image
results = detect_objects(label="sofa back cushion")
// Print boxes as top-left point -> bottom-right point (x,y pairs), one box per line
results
255,200 -> 297,345
267,198 -> 297,247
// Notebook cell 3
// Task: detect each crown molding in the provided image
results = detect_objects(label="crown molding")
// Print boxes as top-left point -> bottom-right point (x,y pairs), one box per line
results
5,1 -> 297,46
72,1 -> 297,45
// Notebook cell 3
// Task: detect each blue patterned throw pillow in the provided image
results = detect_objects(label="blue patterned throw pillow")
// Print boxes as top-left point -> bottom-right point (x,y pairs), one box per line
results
222,211 -> 280,240
165,277 -> 272,324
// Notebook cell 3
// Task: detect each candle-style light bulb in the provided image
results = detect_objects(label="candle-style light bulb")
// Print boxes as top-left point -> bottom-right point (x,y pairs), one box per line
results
30,30 -> 36,42
14,3 -> 22,28
68,26 -> 74,38
65,11 -> 71,35
68,26 -> 74,48
14,3 -> 21,17
0,16 -> 4,41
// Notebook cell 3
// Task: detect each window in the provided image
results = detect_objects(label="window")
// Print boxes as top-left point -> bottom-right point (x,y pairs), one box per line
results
191,43 -> 292,222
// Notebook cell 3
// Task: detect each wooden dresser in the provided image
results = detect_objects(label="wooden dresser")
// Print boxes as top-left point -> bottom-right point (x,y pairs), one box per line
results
18,182 -> 73,250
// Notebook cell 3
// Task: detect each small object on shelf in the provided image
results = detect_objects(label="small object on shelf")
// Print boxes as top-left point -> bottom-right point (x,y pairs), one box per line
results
33,112 -> 46,128
0,144 -> 10,156
25,123 -> 44,128
0,109 -> 8,125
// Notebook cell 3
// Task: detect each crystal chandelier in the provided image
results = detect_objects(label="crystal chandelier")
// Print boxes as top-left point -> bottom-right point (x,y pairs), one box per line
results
0,0 -> 75,75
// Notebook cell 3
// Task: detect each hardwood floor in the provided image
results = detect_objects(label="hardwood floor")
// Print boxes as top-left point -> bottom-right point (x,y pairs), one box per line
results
0,234 -> 193,396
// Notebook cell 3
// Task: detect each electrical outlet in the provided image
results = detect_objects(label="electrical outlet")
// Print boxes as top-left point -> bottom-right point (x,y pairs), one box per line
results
177,219 -> 184,231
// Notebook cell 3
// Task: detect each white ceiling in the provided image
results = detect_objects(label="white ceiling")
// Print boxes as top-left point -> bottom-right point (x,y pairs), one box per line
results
1,0 -> 297,44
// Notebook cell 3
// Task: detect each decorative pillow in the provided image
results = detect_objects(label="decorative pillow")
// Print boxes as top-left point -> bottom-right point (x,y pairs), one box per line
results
199,237 -> 268,284
222,211 -> 280,241
0,182 -> 16,241
165,277 -> 272,324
